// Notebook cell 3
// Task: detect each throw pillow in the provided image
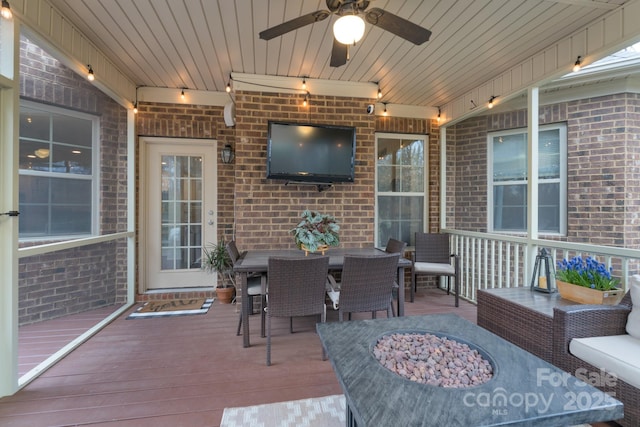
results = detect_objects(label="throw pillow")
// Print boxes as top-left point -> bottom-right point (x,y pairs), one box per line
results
625,275 -> 640,339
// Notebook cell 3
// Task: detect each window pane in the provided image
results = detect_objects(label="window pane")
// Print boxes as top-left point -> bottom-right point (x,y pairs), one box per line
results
20,109 -> 50,140
52,113 -> 92,147
19,139 -> 51,171
51,145 -> 92,175
539,129 -> 560,179
376,134 -> 425,247
19,176 -> 91,237
493,184 -> 527,231
539,183 -> 560,233
493,133 -> 526,181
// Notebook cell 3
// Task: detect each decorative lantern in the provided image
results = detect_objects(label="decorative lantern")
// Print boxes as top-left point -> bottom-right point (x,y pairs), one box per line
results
530,248 -> 556,293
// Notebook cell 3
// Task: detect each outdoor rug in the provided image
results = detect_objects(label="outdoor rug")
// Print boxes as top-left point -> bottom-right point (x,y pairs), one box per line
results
220,394 -> 345,427
126,298 -> 213,319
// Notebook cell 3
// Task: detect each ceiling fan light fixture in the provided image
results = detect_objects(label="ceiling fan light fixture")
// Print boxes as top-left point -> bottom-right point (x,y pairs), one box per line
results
333,15 -> 365,45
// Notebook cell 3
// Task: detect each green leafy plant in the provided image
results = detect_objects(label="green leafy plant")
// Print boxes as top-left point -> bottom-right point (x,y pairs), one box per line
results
202,239 -> 234,288
556,255 -> 620,291
291,210 -> 340,253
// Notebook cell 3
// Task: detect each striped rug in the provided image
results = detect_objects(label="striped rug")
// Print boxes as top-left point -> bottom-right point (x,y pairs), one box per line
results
220,394 -> 345,427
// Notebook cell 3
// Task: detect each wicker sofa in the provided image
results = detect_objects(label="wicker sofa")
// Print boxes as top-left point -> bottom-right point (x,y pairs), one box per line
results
552,292 -> 638,427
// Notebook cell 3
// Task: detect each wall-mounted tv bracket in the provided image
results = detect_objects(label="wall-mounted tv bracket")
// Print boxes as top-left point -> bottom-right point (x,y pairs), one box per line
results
1,210 -> 20,217
285,181 -> 333,193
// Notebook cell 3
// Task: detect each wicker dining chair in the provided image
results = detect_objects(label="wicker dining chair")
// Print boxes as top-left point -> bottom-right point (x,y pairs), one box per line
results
327,253 -> 400,322
266,256 -> 330,366
226,241 -> 266,337
385,238 -> 407,317
411,232 -> 460,307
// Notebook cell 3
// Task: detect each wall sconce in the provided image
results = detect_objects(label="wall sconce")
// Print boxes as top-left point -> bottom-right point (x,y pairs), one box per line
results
573,56 -> 582,72
87,65 -> 95,81
1,0 -> 13,20
221,144 -> 234,164
530,248 -> 556,293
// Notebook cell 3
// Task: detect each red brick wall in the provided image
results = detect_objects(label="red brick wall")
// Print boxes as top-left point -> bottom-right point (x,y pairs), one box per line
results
233,92 -> 377,250
447,93 -> 640,248
18,37 -> 128,324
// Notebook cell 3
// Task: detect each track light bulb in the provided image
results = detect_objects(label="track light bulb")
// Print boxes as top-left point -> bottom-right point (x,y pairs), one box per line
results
377,88 -> 382,99
1,0 -> 12,20
303,94 -> 308,107
573,56 -> 582,72
383,103 -> 388,116
226,81 -> 231,93
437,108 -> 441,123
181,89 -> 185,99
87,65 -> 95,81
133,102 -> 138,114
302,78 -> 307,90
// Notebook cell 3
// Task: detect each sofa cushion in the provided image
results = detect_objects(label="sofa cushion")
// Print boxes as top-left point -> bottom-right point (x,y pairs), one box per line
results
626,275 -> 640,339
570,334 -> 640,389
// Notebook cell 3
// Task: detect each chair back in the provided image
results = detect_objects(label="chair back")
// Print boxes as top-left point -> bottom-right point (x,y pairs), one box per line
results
267,256 -> 329,318
338,253 -> 400,314
414,233 -> 451,264
226,240 -> 241,264
385,238 -> 407,255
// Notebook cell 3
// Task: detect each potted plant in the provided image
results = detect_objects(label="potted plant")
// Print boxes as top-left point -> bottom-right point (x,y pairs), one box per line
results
555,255 -> 624,305
202,239 -> 235,303
291,210 -> 340,255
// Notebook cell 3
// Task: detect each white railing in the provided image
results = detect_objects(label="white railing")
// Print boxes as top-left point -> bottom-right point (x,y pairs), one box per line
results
443,229 -> 640,304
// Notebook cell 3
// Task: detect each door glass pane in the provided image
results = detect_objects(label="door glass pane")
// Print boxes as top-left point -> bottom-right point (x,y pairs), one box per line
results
160,155 -> 203,271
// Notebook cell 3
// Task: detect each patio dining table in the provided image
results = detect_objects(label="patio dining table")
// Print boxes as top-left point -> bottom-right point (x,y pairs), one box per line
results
233,247 -> 412,347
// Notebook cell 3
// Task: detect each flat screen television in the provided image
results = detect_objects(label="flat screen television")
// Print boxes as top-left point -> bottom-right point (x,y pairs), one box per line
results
266,121 -> 356,184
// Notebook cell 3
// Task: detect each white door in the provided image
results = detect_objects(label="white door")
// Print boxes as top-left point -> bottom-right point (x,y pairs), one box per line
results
142,138 -> 217,290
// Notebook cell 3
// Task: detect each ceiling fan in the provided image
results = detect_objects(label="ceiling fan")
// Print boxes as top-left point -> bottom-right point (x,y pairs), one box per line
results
259,0 -> 432,67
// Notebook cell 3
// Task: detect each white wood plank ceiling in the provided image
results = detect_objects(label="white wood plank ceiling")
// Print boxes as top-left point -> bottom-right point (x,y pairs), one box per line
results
45,0 -> 631,108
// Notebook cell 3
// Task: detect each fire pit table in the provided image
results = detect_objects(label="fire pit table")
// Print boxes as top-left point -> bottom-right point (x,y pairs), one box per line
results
316,314 -> 623,427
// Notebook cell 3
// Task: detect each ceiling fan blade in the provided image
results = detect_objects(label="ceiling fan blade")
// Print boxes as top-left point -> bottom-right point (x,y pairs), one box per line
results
259,10 -> 331,40
330,38 -> 348,67
365,7 -> 431,45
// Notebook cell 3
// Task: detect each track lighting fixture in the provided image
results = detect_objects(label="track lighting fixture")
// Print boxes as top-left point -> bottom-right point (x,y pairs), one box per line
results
181,89 -> 185,100
488,95 -> 497,109
437,107 -> 441,123
573,56 -> 582,72
1,0 -> 12,20
87,65 -> 95,81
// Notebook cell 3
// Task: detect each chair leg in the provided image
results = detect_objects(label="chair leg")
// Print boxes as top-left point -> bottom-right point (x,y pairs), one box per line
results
321,310 -> 327,361
454,275 -> 460,307
260,296 -> 266,338
289,317 -> 293,334
447,276 -> 451,295
266,314 -> 272,366
411,272 -> 416,302
236,307 -> 243,336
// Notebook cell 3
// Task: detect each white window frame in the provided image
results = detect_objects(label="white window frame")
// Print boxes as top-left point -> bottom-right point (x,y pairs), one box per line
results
487,123 -> 567,235
374,132 -> 428,248
18,100 -> 100,240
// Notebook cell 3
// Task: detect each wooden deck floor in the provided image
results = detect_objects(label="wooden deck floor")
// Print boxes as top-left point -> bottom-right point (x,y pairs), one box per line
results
0,289 -> 617,426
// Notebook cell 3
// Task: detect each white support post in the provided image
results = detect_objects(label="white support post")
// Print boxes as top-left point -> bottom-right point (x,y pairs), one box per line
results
526,86 -> 540,283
